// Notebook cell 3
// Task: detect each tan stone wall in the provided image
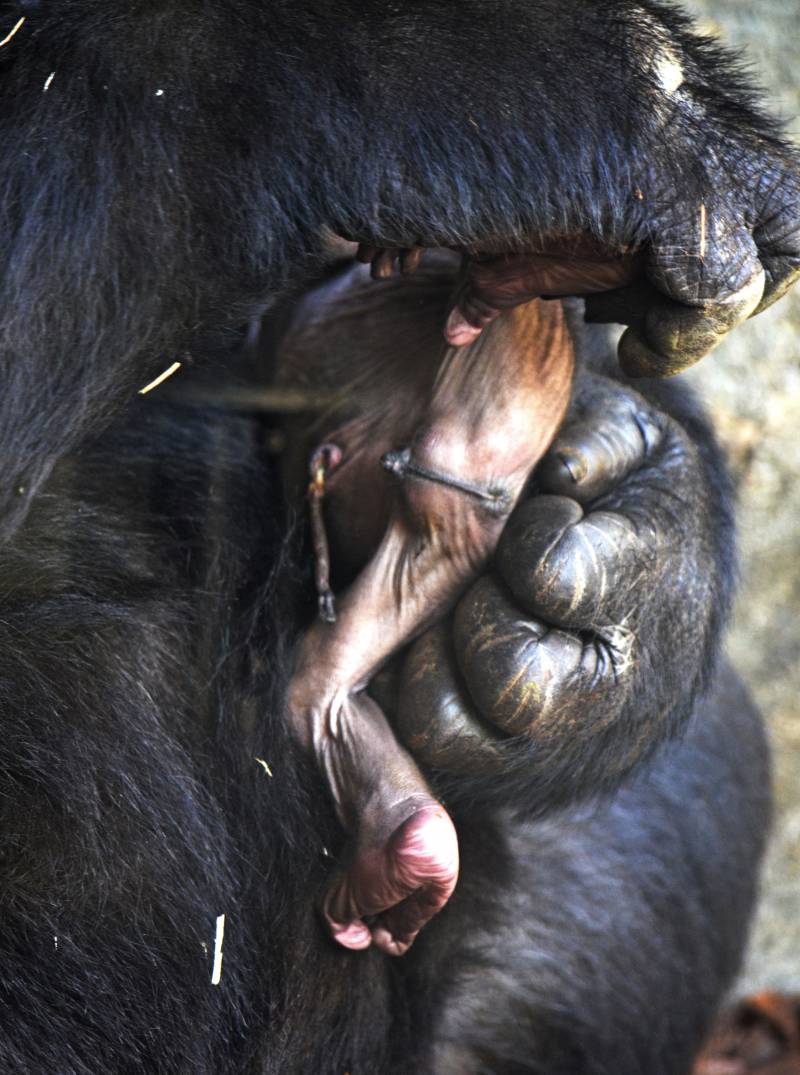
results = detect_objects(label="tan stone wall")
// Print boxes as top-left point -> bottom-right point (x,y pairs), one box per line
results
682,0 -> 800,992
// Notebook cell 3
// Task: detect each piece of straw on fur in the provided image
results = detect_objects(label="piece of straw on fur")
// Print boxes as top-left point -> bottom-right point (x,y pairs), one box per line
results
0,17 -> 25,50
210,914 -> 225,986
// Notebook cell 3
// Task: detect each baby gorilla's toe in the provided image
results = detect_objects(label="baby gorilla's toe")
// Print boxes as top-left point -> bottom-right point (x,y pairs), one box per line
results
322,801 -> 459,956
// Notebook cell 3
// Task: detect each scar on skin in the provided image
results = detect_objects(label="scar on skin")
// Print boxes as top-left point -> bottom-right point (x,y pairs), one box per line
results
655,49 -> 684,95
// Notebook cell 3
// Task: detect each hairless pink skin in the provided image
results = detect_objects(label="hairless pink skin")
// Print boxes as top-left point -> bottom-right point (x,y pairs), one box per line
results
445,247 -> 642,346
355,238 -> 642,347
287,293 -> 574,956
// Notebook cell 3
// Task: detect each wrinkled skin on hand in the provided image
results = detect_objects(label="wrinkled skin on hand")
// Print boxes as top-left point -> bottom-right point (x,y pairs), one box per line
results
384,364 -> 733,812
358,136 -> 800,378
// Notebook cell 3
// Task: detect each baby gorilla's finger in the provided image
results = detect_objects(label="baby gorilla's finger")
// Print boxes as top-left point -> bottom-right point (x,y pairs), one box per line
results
356,243 -> 378,264
392,623 -> 507,775
536,374 -> 664,505
354,244 -> 399,278
399,246 -> 424,274
495,495 -> 650,631
354,244 -> 425,279
445,249 -> 641,347
452,575 -> 627,738
371,248 -> 401,279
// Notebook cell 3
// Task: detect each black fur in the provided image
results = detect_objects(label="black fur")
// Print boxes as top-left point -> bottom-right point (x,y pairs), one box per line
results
0,2 -> 778,1068
0,320 -> 768,1072
0,0 -> 797,532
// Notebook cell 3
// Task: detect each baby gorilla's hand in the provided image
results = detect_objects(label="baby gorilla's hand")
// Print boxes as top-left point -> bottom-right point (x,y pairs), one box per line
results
391,371 -> 730,812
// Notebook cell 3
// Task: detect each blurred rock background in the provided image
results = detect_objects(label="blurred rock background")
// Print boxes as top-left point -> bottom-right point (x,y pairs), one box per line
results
682,0 -> 800,993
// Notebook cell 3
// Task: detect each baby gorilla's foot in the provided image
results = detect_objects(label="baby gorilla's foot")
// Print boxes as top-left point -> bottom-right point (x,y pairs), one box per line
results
322,796 -> 459,956
288,682 -> 460,956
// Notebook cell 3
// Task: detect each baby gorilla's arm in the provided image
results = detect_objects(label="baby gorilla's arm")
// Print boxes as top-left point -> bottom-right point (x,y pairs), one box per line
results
287,294 -> 574,954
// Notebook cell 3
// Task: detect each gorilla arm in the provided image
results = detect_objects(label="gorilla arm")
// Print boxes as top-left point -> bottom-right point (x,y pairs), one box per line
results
0,1 -> 796,540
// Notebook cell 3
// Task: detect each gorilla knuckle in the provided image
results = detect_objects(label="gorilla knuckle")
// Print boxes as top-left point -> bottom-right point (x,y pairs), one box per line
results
453,574 -> 626,738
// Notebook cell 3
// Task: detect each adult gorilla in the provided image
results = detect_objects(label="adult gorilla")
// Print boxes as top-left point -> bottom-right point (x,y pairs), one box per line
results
0,2 -> 786,1072
0,263 -> 767,1073
0,0 -> 797,534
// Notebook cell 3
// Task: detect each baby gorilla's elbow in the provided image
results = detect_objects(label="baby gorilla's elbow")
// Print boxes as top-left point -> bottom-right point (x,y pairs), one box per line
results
381,442 -> 514,573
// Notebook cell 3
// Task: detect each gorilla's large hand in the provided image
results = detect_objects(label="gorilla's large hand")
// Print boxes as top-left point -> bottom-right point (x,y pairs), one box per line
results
389,369 -> 733,812
364,127 -> 800,378
354,5 -> 800,379
444,132 -> 800,377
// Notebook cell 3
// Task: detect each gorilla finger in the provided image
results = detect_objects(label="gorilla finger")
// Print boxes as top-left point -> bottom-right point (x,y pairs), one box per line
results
537,378 -> 664,503
354,245 -> 425,279
615,219 -> 764,376
394,623 -> 507,775
454,576 -> 626,737
756,257 -> 800,313
617,269 -> 765,377
356,243 -> 378,264
752,163 -> 800,313
400,246 -> 424,274
371,248 -> 400,279
495,496 -> 648,630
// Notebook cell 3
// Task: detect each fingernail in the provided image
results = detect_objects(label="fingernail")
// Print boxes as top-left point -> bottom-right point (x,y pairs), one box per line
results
556,452 -> 586,484
332,922 -> 373,950
445,307 -> 482,346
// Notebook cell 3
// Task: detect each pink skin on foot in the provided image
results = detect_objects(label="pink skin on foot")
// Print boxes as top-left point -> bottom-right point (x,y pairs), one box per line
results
324,803 -> 459,956
287,685 -> 460,957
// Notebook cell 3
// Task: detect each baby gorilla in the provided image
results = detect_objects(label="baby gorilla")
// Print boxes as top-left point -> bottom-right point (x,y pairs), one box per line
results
280,256 -> 574,954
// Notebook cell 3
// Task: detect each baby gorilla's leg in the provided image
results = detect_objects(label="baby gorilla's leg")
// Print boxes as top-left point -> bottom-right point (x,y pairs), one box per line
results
304,691 -> 458,956
289,429 -> 538,954
288,293 -> 574,955
288,466 -> 501,955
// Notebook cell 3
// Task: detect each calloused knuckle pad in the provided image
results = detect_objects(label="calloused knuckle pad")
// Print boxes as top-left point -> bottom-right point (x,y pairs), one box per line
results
496,496 -> 647,629
394,624 -> 506,776
453,576 -> 627,737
